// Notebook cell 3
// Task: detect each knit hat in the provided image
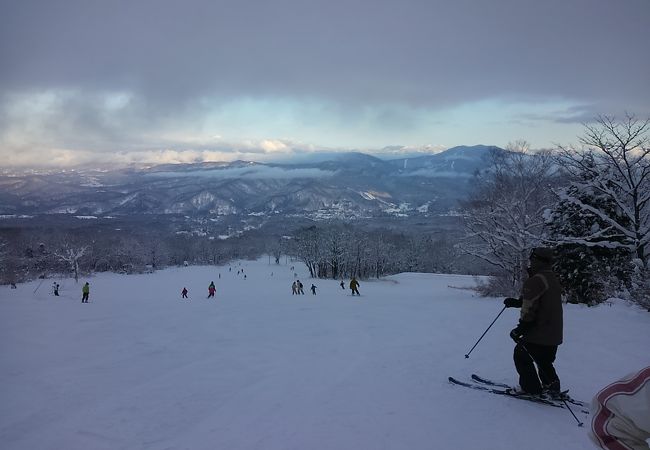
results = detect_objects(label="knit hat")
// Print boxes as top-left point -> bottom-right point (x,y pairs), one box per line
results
530,247 -> 554,264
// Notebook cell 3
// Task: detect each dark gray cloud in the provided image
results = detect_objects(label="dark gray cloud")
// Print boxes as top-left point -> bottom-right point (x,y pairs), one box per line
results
2,0 -> 648,111
1,0 -> 649,167
518,104 -> 605,125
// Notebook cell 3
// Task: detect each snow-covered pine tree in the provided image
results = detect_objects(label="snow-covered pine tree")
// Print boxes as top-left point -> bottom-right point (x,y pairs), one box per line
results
555,114 -> 649,266
547,168 -> 632,304
554,114 -> 650,308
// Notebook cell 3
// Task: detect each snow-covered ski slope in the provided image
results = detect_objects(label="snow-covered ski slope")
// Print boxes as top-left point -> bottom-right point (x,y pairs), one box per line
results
1,258 -> 648,450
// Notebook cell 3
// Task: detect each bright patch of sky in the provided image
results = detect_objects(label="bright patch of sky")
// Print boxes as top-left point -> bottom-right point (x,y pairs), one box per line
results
1,89 -> 587,167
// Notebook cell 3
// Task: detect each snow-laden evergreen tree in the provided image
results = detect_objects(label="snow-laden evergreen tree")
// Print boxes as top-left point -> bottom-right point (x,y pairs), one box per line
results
555,114 -> 649,266
462,141 -> 558,295
548,162 -> 632,304
554,115 -> 649,307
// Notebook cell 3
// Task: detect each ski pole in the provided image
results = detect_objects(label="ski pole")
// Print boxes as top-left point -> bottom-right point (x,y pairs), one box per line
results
560,398 -> 584,427
465,305 -> 507,358
33,277 -> 45,294
519,343 -> 584,427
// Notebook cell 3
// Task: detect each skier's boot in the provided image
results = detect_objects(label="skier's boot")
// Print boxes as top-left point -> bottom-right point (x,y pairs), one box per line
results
543,381 -> 568,401
506,386 -> 547,399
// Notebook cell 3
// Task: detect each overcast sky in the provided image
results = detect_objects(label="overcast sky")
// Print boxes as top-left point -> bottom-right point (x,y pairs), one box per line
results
1,0 -> 649,167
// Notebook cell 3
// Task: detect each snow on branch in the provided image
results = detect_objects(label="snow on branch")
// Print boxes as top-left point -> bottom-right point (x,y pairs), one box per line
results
554,114 -> 650,267
54,244 -> 89,283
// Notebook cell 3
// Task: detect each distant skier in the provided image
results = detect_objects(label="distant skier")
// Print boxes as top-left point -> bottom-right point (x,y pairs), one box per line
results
53,282 -> 60,296
340,280 -> 345,290
291,281 -> 297,295
207,281 -> 216,299
81,282 -> 90,303
310,284 -> 317,295
297,280 -> 305,295
350,277 -> 360,296
181,287 -> 188,299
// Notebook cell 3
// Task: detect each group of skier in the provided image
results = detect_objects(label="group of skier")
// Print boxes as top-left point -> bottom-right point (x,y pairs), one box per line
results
175,275 -> 361,300
179,281 -> 217,300
60,278 -> 215,303
291,277 -> 360,296
291,280 -> 304,295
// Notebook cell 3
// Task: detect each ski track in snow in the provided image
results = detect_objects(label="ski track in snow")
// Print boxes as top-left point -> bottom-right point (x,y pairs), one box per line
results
1,258 -> 648,450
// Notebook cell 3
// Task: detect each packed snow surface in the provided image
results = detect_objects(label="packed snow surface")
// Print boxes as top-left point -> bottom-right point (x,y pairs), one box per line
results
1,258 -> 648,450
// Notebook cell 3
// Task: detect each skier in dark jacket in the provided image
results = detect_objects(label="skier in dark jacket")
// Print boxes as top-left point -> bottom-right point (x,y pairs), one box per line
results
503,247 -> 563,396
207,281 -> 216,298
350,277 -> 360,296
310,284 -> 317,295
181,287 -> 188,299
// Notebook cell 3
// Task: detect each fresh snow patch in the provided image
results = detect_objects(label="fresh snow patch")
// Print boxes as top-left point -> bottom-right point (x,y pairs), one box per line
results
1,258 -> 647,450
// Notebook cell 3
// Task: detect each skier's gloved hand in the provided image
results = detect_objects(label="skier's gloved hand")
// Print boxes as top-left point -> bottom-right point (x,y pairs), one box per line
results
504,297 -> 523,308
509,320 -> 533,342
509,327 -> 524,342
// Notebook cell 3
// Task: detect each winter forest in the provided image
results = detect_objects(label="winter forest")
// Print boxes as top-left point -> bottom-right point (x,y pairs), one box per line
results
1,115 -> 649,309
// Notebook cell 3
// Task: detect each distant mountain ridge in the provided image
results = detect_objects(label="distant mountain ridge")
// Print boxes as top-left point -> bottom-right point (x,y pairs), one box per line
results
0,145 -> 501,219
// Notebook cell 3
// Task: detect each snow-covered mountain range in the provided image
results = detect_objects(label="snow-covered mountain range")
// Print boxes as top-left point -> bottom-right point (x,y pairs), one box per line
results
0,145 -> 498,219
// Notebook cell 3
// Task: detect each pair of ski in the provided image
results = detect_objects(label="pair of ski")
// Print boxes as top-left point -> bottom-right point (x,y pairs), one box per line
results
449,374 -> 589,415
